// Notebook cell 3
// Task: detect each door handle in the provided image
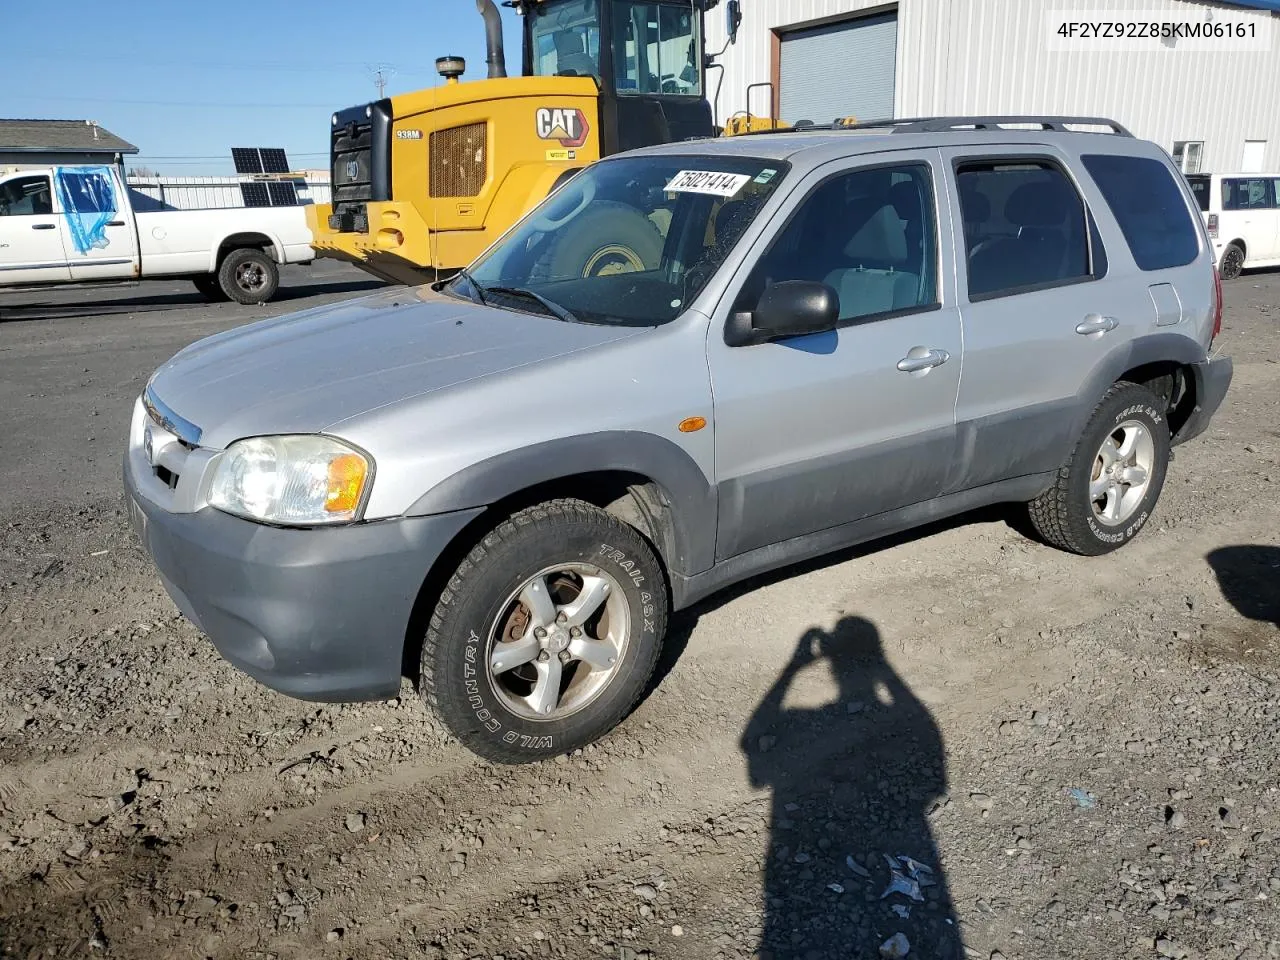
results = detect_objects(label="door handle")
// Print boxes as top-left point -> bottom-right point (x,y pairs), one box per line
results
897,347 -> 951,374
1076,314 -> 1119,336
31,223 -> 56,231
107,220 -> 125,226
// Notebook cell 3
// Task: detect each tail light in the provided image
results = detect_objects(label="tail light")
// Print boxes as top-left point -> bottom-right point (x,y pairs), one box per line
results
1207,213 -> 1219,239
1211,263 -> 1223,345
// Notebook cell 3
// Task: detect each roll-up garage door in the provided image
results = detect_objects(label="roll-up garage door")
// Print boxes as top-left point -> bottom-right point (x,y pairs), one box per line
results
779,10 -> 898,126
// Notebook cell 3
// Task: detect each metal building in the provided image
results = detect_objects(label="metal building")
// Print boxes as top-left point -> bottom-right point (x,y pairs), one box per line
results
706,0 -> 1280,173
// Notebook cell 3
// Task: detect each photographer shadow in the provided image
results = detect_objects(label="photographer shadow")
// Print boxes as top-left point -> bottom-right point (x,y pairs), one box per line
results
742,616 -> 963,959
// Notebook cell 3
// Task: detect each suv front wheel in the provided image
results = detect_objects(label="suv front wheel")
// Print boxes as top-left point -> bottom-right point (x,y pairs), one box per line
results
1029,381 -> 1171,556
422,499 -> 668,763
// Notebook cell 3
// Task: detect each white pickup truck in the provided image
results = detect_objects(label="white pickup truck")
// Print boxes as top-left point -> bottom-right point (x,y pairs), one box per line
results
0,164 -> 315,304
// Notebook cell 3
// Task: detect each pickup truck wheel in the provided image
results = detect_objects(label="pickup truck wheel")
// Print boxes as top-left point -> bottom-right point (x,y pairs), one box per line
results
422,499 -> 668,764
1028,381 -> 1170,556
218,248 -> 279,305
192,275 -> 229,302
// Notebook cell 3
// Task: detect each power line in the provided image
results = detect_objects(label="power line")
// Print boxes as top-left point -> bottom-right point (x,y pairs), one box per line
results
4,51 -> 438,76
21,95 -> 336,108
132,152 -> 328,160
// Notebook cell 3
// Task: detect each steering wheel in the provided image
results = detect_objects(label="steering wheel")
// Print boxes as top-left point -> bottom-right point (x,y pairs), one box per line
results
531,176 -> 596,231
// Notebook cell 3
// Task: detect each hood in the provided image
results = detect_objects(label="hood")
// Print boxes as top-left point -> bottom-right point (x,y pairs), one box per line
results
146,285 -> 645,449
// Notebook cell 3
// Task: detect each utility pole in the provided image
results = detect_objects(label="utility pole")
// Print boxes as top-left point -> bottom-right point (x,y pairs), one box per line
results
374,69 -> 387,98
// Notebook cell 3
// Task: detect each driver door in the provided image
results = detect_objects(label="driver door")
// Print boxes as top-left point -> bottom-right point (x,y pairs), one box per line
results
0,174 -> 71,283
705,150 -> 964,561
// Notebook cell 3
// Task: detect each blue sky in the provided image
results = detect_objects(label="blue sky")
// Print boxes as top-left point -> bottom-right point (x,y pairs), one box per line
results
1,0 -> 523,175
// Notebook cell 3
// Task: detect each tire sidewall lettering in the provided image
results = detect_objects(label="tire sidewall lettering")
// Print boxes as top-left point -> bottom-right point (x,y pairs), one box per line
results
453,537 -> 660,753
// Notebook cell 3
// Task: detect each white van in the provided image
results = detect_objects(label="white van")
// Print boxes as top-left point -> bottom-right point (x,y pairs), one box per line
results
1185,172 -> 1280,280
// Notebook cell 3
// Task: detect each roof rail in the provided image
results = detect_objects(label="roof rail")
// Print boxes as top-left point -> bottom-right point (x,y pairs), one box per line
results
880,116 -> 1134,136
746,115 -> 1134,138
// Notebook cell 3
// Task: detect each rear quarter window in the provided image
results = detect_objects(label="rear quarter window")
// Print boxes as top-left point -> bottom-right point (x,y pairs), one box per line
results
1081,154 -> 1200,271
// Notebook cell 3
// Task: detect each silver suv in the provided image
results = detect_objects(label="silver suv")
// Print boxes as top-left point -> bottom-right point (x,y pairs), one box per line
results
124,116 -> 1233,763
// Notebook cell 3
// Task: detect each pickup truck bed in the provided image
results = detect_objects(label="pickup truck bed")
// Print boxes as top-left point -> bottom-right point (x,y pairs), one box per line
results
0,164 -> 315,304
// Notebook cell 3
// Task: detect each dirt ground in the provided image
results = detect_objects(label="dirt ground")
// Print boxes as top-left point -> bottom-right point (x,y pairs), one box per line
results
1,264 -> 1279,960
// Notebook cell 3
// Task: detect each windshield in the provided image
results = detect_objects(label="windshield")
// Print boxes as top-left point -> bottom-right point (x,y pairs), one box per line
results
450,154 -> 791,326
531,0 -> 602,80
1186,175 -> 1211,212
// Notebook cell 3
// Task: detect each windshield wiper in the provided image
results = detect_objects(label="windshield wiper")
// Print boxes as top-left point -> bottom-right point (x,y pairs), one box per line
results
451,268 -> 487,306
485,286 -> 579,323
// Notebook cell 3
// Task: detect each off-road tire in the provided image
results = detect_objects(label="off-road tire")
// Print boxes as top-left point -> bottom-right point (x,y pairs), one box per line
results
1219,243 -> 1245,281
1028,381 -> 1170,556
192,275 -> 230,302
546,202 -> 664,278
422,499 -> 669,764
217,248 -> 279,305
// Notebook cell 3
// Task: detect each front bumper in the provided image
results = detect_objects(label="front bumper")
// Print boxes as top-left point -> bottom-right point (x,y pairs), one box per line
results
124,454 -> 481,702
1173,353 -> 1233,446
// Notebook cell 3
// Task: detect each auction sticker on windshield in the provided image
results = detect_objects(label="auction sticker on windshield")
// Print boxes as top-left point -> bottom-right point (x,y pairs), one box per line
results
664,170 -> 752,198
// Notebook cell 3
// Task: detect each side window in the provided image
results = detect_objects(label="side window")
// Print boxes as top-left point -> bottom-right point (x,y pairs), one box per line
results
1222,177 -> 1273,211
0,176 -> 53,217
956,159 -> 1093,300
734,163 -> 938,324
1080,154 -> 1200,272
612,1 -> 702,96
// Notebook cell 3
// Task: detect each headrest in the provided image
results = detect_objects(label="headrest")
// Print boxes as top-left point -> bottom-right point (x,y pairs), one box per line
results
960,188 -> 991,224
1005,181 -> 1073,228
889,181 -> 920,221
843,204 -> 908,262
555,31 -> 585,56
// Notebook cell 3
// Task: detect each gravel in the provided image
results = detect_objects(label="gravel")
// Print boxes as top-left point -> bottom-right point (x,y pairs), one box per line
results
0,272 -> 1277,959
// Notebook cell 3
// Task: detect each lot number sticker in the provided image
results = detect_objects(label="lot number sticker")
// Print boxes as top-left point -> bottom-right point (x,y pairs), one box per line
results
664,170 -> 751,198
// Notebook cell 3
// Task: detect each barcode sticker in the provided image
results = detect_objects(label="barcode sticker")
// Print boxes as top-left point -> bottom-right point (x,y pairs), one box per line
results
664,170 -> 752,198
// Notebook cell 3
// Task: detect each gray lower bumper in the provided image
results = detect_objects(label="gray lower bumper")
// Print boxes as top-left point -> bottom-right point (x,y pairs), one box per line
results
124,457 -> 481,702
1173,353 -> 1233,446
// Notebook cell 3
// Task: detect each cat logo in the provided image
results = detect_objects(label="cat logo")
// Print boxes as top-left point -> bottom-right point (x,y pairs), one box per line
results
535,107 -> 589,148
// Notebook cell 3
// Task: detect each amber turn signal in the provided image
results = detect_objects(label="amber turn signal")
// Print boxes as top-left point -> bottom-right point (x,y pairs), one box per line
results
678,416 -> 707,433
326,453 -> 368,513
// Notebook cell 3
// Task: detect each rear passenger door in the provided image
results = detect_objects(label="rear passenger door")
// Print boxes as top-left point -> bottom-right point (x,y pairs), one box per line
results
940,147 -> 1141,493
705,150 -> 963,561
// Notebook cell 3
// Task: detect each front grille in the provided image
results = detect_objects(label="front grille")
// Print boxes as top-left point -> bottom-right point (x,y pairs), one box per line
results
430,123 -> 487,198
331,119 -> 374,223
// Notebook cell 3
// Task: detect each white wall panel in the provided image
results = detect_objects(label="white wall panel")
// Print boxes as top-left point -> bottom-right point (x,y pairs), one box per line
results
706,0 -> 1280,172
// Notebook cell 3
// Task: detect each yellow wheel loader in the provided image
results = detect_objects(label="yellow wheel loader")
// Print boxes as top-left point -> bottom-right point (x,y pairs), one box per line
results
307,0 -> 760,287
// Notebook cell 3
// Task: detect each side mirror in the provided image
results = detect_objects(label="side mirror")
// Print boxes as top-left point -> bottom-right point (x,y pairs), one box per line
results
725,280 -> 840,346
726,0 -> 742,44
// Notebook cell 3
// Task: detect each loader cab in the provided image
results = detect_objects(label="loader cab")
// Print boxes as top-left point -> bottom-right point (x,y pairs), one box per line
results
521,0 -> 716,153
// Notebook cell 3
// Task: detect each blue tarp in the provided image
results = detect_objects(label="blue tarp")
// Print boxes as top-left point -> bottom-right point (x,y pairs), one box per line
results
53,166 -> 117,254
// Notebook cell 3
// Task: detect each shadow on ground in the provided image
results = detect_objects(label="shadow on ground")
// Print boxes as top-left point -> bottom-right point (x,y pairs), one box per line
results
1206,544 -> 1280,627
0,279 -> 385,322
740,616 -> 962,959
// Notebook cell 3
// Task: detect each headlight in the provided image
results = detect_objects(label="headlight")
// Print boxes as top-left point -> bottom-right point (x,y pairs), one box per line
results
208,435 -> 371,526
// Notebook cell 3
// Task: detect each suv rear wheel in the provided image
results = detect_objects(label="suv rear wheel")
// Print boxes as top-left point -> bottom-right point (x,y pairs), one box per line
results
422,499 -> 668,763
1028,381 -> 1170,556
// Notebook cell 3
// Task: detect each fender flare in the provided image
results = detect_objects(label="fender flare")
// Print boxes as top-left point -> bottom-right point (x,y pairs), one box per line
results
207,231 -> 286,273
1065,332 -> 1208,450
405,431 -> 717,577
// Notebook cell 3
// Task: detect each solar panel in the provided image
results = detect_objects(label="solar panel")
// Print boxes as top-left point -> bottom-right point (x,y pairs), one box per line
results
231,148 -> 264,175
260,148 -> 290,174
267,181 -> 298,206
240,182 -> 271,207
